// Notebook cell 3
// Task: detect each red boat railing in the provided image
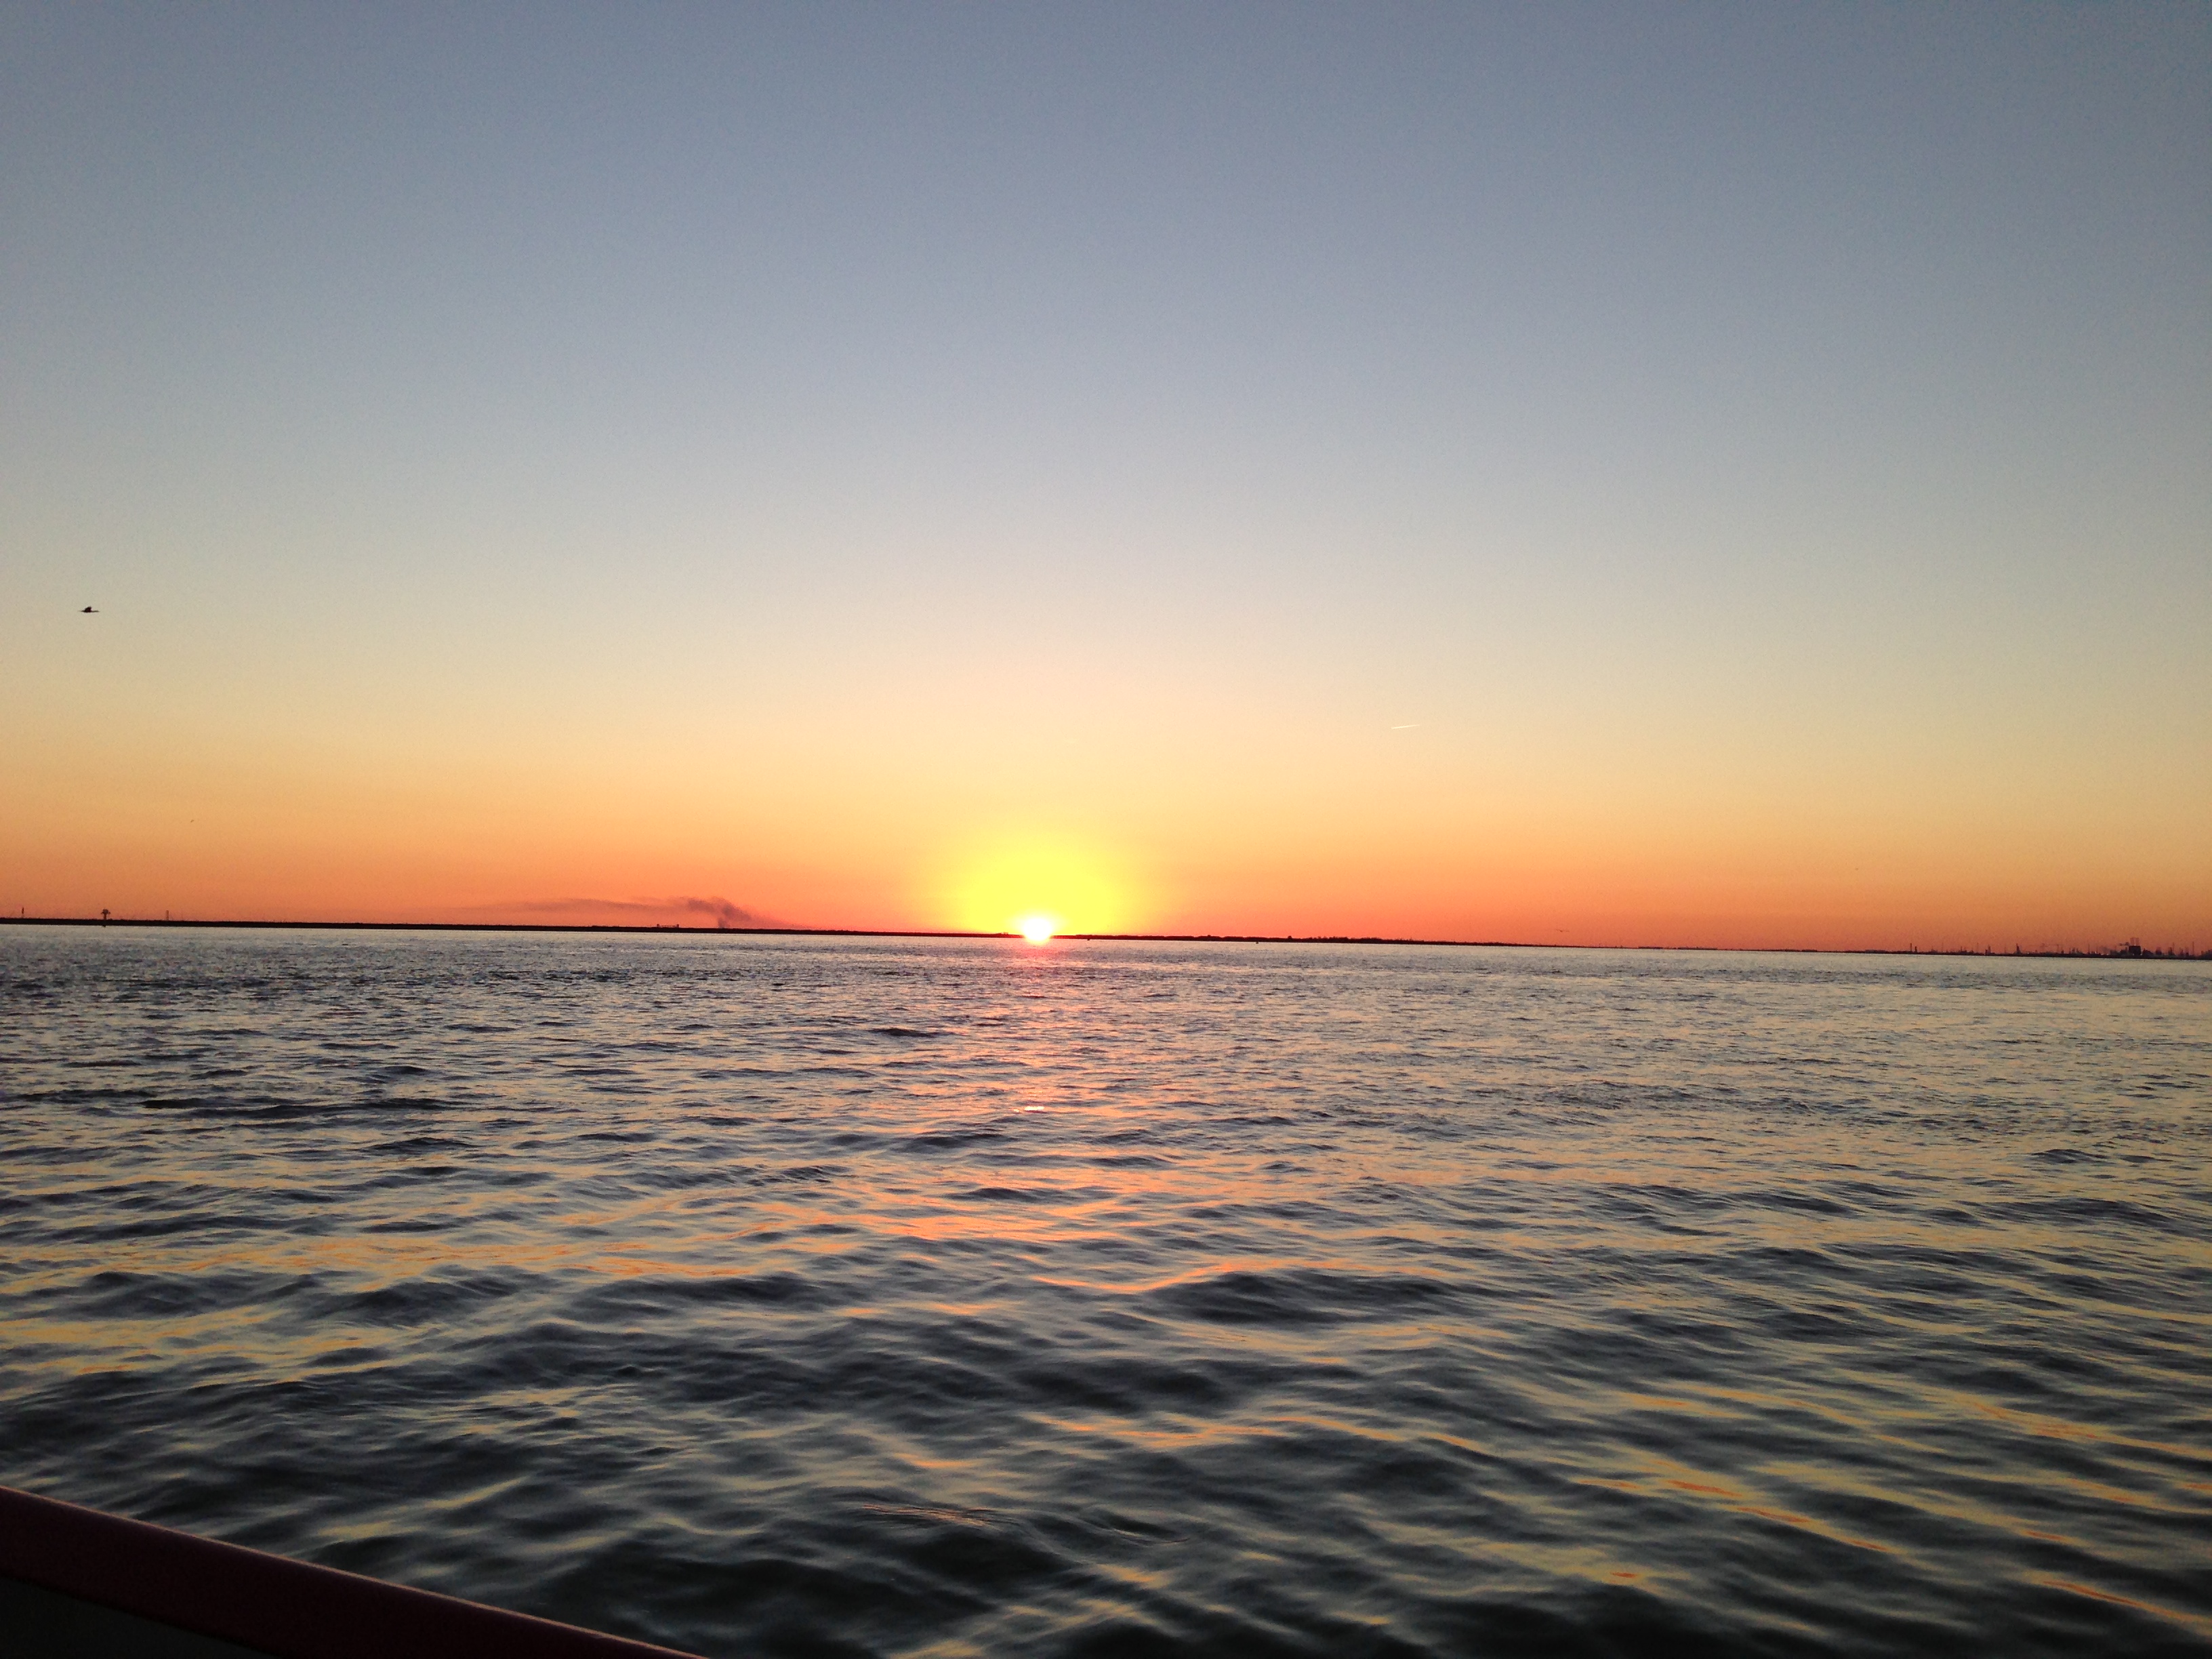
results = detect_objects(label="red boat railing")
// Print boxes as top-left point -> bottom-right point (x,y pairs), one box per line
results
0,1482 -> 705,1659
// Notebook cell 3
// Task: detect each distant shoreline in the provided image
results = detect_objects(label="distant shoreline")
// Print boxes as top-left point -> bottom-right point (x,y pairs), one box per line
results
1,915 -> 2200,962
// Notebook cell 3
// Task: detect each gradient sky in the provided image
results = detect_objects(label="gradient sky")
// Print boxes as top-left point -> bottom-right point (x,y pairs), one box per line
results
4,3 -> 2207,949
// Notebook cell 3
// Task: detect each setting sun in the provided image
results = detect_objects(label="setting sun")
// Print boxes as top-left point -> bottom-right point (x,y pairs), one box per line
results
936,833 -> 1145,937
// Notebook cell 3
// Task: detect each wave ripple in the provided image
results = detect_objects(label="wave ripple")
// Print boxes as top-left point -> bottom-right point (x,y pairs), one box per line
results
3,930 -> 2209,1657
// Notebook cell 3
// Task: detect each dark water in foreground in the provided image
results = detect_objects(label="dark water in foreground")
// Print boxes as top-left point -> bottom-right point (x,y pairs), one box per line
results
2,928 -> 2208,1658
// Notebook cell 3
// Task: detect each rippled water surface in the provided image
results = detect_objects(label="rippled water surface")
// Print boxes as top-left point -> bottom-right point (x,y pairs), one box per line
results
3,927 -> 2208,1657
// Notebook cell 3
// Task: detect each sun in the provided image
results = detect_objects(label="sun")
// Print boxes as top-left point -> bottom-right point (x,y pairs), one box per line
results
937,833 -> 1144,937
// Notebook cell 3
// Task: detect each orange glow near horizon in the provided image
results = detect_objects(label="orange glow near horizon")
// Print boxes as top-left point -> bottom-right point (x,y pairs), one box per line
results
3,695 -> 2205,951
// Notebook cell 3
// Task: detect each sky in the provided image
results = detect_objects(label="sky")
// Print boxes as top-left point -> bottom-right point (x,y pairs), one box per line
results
3,3 -> 2206,949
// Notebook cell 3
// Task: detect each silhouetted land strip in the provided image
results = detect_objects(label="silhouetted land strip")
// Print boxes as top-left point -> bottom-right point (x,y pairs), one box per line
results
3,917 -> 2202,960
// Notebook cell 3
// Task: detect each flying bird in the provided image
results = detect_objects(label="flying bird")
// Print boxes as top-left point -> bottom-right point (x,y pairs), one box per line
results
81,605 -> 98,613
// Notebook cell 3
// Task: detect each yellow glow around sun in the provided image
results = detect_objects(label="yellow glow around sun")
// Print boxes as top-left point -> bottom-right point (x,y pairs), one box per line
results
939,834 -> 1141,937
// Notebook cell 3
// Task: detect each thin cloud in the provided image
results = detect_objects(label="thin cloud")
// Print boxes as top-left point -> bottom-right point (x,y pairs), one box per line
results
676,896 -> 769,928
476,896 -> 776,928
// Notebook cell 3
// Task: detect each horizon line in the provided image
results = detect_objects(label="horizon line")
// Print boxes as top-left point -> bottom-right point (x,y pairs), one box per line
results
0,915 -> 2199,962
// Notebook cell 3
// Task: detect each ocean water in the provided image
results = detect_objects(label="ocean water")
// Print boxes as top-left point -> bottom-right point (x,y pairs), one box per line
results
2,927 -> 2207,1658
